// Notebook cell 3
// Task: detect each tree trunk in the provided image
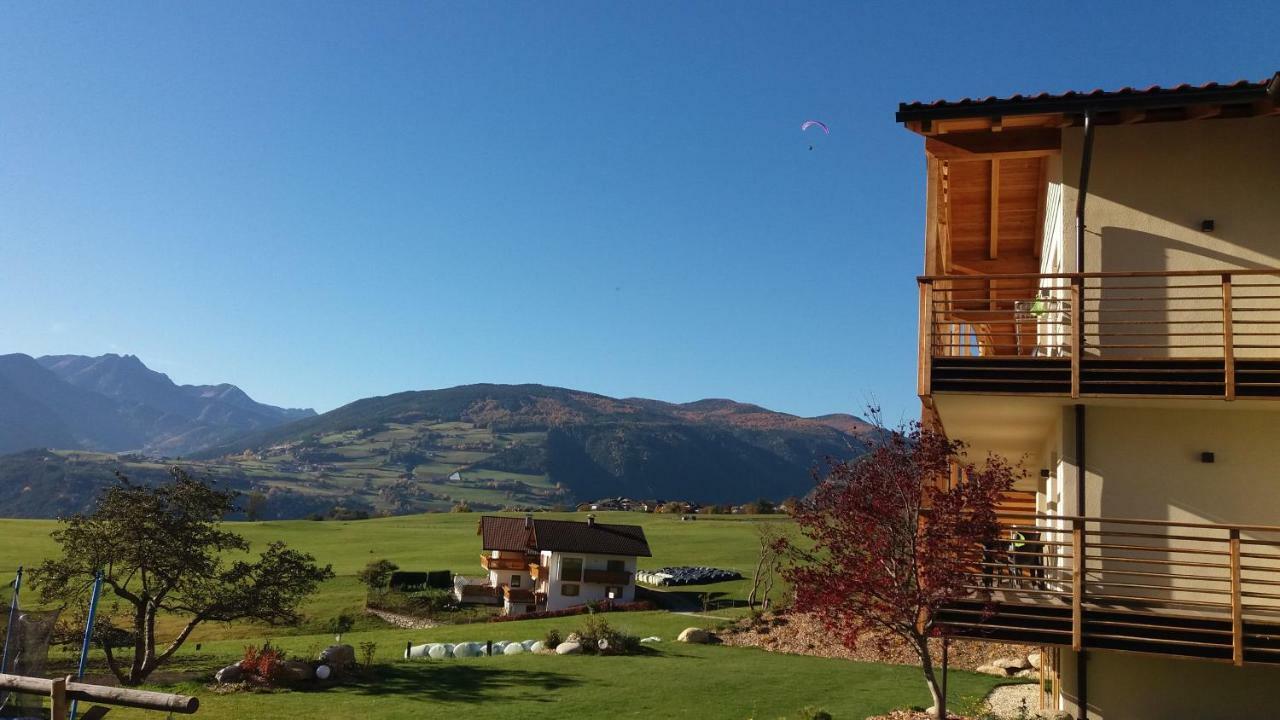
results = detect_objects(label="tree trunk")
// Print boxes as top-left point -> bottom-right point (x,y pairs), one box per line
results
917,637 -> 945,720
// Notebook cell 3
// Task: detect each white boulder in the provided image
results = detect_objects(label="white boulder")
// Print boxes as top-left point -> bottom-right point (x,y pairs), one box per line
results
677,627 -> 711,644
555,641 -> 582,655
529,641 -> 547,653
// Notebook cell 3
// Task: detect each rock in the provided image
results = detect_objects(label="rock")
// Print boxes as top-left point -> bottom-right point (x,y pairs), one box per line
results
503,642 -> 525,655
677,627 -> 711,644
1027,651 -> 1042,670
214,664 -> 243,684
1015,668 -> 1038,678
319,644 -> 356,670
278,660 -> 314,682
555,641 -> 582,655
565,632 -> 582,644
991,655 -> 1032,672
529,641 -> 546,653
975,664 -> 1010,676
640,636 -> 661,643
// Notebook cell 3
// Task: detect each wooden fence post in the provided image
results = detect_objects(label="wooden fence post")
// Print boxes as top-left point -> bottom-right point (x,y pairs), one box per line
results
1072,518 -> 1084,651
1230,528 -> 1243,666
50,676 -> 69,720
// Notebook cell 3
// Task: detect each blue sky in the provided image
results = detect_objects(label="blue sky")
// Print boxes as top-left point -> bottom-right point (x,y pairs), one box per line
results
1,2 -> 1275,422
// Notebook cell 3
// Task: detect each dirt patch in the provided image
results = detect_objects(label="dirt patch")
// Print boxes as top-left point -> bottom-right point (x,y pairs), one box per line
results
719,611 -> 1032,671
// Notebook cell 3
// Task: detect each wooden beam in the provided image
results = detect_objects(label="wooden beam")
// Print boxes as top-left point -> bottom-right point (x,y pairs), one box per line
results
1117,109 -> 1146,124
989,158 -> 1001,259
991,116 -> 1003,132
925,128 -> 1062,160
1185,104 -> 1224,120
1034,158 -> 1048,260
51,676 -> 68,720
924,154 -> 941,275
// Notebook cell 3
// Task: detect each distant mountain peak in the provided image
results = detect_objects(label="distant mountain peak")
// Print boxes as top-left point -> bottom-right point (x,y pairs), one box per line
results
0,353 -> 317,456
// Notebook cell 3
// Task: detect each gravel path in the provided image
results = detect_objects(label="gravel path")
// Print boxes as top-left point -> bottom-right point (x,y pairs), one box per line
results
366,608 -> 440,630
983,683 -> 1042,718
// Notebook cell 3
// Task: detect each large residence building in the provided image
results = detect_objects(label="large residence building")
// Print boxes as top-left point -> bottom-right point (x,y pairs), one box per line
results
457,514 -> 652,616
898,73 -> 1279,719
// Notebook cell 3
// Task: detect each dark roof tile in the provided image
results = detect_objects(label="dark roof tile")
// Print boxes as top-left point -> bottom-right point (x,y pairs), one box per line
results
478,515 -> 653,557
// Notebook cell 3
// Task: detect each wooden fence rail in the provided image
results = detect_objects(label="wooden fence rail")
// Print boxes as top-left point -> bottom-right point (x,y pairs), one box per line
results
0,673 -> 198,717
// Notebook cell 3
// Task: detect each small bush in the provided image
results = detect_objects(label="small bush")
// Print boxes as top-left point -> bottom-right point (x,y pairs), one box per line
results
796,708 -> 833,720
240,642 -> 283,684
572,611 -> 641,655
357,559 -> 400,591
358,641 -> 378,668
543,628 -> 562,649
368,588 -> 458,616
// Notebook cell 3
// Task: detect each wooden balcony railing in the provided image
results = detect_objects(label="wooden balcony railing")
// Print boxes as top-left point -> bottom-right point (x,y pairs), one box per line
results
918,269 -> 1280,399
583,569 -> 632,585
480,554 -> 534,572
945,513 -> 1280,665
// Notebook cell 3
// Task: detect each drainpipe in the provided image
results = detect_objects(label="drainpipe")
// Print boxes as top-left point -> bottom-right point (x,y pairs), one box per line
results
1075,109 -> 1095,274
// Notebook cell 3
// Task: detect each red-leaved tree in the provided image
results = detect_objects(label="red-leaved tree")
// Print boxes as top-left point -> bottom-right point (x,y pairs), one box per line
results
781,419 -> 1019,719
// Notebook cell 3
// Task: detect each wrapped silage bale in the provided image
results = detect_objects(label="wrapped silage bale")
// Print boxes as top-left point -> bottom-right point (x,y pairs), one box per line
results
529,641 -> 546,653
406,643 -> 432,659
453,642 -> 478,658
427,644 -> 449,660
503,642 -> 525,655
521,640 -> 537,650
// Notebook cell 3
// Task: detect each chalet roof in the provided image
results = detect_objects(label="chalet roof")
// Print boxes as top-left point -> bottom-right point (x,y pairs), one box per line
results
896,73 -> 1279,123
479,516 -> 533,553
530,518 -> 652,557
478,515 -> 652,557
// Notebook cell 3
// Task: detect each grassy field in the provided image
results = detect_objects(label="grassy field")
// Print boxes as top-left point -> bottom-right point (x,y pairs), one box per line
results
0,511 -> 1011,719
0,511 -> 790,639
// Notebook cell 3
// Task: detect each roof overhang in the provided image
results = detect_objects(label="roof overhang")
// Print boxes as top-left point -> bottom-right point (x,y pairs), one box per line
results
897,73 -> 1280,135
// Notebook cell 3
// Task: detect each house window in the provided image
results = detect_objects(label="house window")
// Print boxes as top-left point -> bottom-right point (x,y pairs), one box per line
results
561,557 -> 584,582
606,586 -> 623,598
561,583 -> 580,597
606,559 -> 625,573
510,575 -> 521,588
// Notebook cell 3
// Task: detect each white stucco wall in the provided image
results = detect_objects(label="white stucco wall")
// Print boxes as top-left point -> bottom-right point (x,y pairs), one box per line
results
540,551 -> 637,612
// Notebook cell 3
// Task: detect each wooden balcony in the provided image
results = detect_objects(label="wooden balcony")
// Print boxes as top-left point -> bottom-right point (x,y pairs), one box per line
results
583,569 -> 632,585
918,269 -> 1280,399
529,563 -> 544,581
481,554 -> 534,572
940,513 -> 1280,665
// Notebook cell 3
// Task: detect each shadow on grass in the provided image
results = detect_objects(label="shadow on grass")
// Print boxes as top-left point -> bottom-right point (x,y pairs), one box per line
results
335,663 -> 583,703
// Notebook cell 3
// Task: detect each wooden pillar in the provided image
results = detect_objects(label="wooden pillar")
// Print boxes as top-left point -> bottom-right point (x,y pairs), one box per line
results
1230,528 -> 1243,666
1070,278 -> 1082,399
919,281 -> 934,397
1071,518 -> 1084,652
1223,274 -> 1235,400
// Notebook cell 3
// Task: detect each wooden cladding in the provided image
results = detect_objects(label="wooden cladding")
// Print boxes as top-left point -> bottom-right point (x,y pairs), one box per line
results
917,269 -> 1280,400
947,513 -> 1280,666
480,554 -> 533,572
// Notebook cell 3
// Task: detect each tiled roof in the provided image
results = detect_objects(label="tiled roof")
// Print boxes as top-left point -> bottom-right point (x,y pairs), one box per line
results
530,518 -> 652,557
479,516 -> 533,552
897,73 -> 1279,122
478,515 -> 653,557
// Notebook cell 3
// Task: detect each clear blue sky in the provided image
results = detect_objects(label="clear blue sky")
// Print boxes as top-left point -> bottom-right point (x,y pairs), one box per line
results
1,2 -> 1274,421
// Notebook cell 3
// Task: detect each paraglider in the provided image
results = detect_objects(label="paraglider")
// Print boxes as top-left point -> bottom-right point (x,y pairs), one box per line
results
801,119 -> 829,150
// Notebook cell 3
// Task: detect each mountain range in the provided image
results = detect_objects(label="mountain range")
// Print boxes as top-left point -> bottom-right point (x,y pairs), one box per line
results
0,353 -> 315,456
0,354 -> 873,518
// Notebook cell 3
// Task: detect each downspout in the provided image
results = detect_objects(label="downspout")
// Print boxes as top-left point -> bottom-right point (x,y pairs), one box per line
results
1075,109 -> 1094,275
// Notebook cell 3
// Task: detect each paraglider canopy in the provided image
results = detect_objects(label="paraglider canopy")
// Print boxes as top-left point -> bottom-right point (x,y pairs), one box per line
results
800,120 -> 829,134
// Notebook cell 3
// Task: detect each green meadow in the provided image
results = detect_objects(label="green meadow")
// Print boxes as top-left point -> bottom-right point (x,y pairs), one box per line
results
0,511 -> 1008,719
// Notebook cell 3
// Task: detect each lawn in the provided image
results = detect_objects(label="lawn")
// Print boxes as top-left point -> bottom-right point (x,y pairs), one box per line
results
93,611 -> 1006,720
0,512 -> 1007,719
